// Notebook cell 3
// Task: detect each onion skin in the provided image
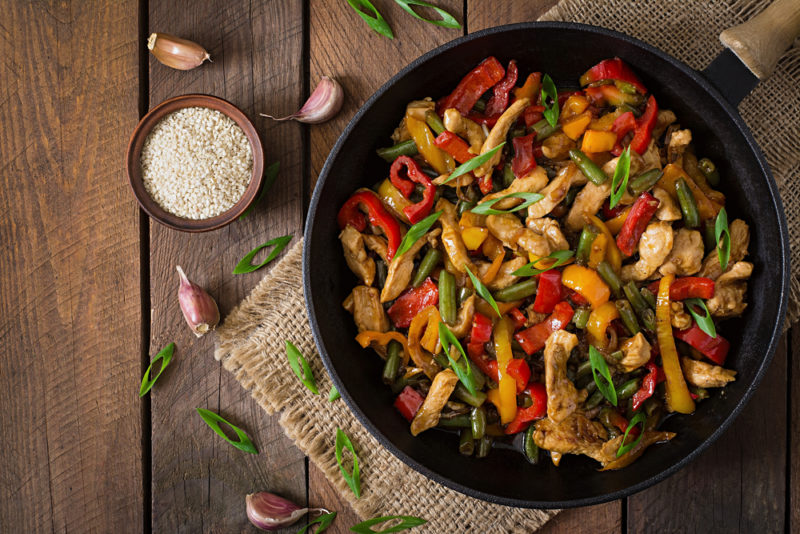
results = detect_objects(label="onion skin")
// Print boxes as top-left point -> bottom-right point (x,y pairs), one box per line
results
261,76 -> 344,124
176,265 -> 220,337
148,32 -> 211,70
245,492 -> 329,531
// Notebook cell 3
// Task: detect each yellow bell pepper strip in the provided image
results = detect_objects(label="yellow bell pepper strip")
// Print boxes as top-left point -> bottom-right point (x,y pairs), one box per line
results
462,226 -> 489,250
405,115 -> 455,175
407,305 -> 443,379
493,317 -> 518,424
514,72 -> 542,101
562,264 -> 611,309
589,109 -> 623,132
458,210 -> 485,229
588,214 -> 622,273
581,130 -> 617,153
377,178 -> 412,223
658,164 -> 722,221
355,331 -> 411,366
588,232 -> 607,270
605,206 -> 632,235
656,275 -> 696,414
481,252 -> 505,285
561,110 -> 592,140
586,300 -> 620,349
420,307 -> 442,355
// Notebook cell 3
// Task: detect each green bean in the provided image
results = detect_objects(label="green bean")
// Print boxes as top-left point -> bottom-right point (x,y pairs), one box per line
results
640,307 -> 656,332
438,270 -> 457,325
616,300 -> 640,335
703,219 -> 717,253
698,158 -> 720,186
468,360 -> 487,391
476,435 -> 492,458
471,406 -> 487,440
617,378 -> 640,400
576,225 -> 598,265
569,149 -> 608,185
689,385 -> 710,401
438,414 -> 472,428
597,260 -> 623,297
382,341 -> 403,384
456,199 -> 476,218
433,352 -> 450,369
459,428 -> 475,456
609,350 -> 624,361
623,281 -> 648,314
615,80 -> 638,94
494,279 -> 538,302
523,426 -> 540,464
458,286 -> 474,306
628,168 -> 663,196
376,139 -> 418,162
411,248 -> 441,287
598,407 -> 617,431
425,110 -> 445,136
453,383 -> 487,408
503,162 -> 515,188
582,377 -> 598,394
577,358 -> 593,379
532,118 -> 560,141
375,260 -> 387,289
390,373 -> 423,394
640,287 -> 657,309
565,185 -> 579,206
675,178 -> 700,228
573,307 -> 591,329
584,389 -> 605,410
473,99 -> 486,113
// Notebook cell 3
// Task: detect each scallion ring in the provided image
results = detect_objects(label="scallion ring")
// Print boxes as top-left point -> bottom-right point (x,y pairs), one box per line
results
285,341 -> 319,394
684,298 -> 717,338
465,265 -> 500,317
541,74 -> 559,128
139,342 -> 175,397
394,211 -> 441,258
196,408 -> 258,454
233,235 -> 293,274
512,249 -> 574,277
439,323 -> 478,395
350,515 -> 428,534
335,428 -> 361,498
609,145 -> 631,209
616,411 -> 647,457
442,142 -> 505,184
296,511 -> 337,534
345,0 -> 394,39
589,346 -> 617,407
715,207 -> 731,271
392,0 -> 461,28
470,192 -> 543,216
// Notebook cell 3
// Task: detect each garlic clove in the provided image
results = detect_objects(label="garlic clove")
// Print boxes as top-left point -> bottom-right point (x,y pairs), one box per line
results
261,76 -> 344,124
148,32 -> 211,70
245,492 -> 330,531
176,265 -> 220,337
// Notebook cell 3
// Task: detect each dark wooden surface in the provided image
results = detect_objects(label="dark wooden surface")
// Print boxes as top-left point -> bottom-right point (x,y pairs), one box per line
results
0,1 -> 795,533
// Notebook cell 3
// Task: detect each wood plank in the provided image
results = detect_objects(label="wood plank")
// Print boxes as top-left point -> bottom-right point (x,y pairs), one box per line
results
0,1 -> 143,532
467,0 -> 560,32
628,334 -> 787,533
790,328 -> 799,534
147,2 -> 306,532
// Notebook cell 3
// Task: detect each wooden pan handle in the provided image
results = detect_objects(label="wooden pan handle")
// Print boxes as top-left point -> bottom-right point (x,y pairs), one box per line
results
720,0 -> 800,79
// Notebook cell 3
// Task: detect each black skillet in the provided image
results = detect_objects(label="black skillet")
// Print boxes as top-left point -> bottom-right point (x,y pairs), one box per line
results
303,1 -> 798,508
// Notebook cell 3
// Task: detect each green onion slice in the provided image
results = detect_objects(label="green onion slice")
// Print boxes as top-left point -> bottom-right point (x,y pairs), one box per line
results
328,386 -> 341,402
335,428 -> 361,498
684,298 -> 717,338
196,408 -> 258,454
465,265 -> 500,317
394,211 -> 441,258
393,0 -> 461,28
512,249 -> 574,277
285,341 -> 319,394
442,142 -> 505,184
470,192 -> 543,216
715,207 -> 731,271
589,346 -> 617,407
346,0 -> 394,39
350,515 -> 428,534
239,161 -> 280,220
616,411 -> 646,457
541,74 -> 559,128
609,146 -> 631,209
139,342 -> 175,397
297,512 -> 338,534
233,235 -> 293,274
438,323 -> 478,396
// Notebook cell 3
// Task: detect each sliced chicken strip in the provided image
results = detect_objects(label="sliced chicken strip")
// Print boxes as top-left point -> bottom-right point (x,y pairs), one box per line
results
476,256 -> 527,290
544,330 -> 586,423
652,186 -> 681,221
659,228 -> 704,276
706,261 -> 752,317
566,181 -> 611,232
528,163 -> 587,219
670,301 -> 692,330
621,222 -> 674,281
681,357 -> 737,388
618,333 -> 652,372
486,213 -> 551,257
443,108 -> 485,153
349,286 -> 390,332
526,217 -> 570,252
340,226 -> 375,286
473,98 -> 530,177
410,369 -> 459,436
448,295 -> 476,338
362,234 -> 388,264
481,167 -> 548,211
436,198 -> 474,274
533,412 -> 608,462
381,229 -> 441,302
699,219 -> 750,280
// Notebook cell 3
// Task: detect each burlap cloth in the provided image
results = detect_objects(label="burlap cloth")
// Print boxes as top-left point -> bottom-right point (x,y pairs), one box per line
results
215,1 -> 800,532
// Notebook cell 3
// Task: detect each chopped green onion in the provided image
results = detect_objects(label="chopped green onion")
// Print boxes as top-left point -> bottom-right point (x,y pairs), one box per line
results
392,0 -> 461,28
196,408 -> 258,454
296,511 -> 337,534
285,341 -> 319,394
139,342 -> 174,397
541,74 -> 559,128
609,146 -> 631,209
616,411 -> 646,457
465,265 -> 500,317
442,142 -> 506,184
239,161 -> 280,220
233,235 -> 293,274
715,207 -> 731,271
470,192 -> 543,215
685,298 -> 716,338
589,346 -> 617,407
335,428 -> 361,498
394,211 -> 441,257
328,386 -> 341,402
439,323 -> 478,395
349,515 -> 427,533
512,249 -> 574,277
345,0 -> 394,39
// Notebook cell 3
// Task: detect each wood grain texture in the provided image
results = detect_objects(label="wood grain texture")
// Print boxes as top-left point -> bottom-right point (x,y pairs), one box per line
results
147,1 -> 306,532
791,329 -> 799,534
467,0 -> 560,31
0,1 -> 143,533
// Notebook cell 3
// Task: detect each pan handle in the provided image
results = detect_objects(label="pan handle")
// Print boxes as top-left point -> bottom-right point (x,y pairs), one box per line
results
719,0 -> 800,80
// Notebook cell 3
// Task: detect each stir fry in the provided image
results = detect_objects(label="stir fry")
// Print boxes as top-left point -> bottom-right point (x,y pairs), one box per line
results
337,57 -> 748,469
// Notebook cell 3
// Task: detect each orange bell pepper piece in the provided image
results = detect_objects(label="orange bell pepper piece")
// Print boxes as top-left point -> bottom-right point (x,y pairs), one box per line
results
355,331 -> 410,365
605,206 -> 632,235
481,252 -> 505,285
561,264 -> 610,309
581,130 -> 617,153
658,164 -> 722,221
585,301 -> 620,348
561,110 -> 592,141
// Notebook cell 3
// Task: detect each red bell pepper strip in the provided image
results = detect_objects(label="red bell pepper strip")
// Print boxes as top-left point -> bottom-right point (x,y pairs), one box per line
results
387,278 -> 439,328
470,312 -> 493,344
509,307 -> 527,330
631,361 -> 665,411
394,386 -> 425,422
514,301 -> 574,355
602,198 -> 626,219
511,133 -> 538,178
504,382 -> 547,434
610,111 -> 636,156
485,60 -> 518,117
647,277 -> 716,300
477,173 -> 493,195
616,191 -> 660,256
433,131 -> 475,164
388,155 -> 437,224
505,358 -> 531,394
580,58 -> 647,94
439,56 -> 506,115
565,288 -> 590,307
674,324 -> 731,365
533,269 -> 562,314
630,95 -> 658,155
523,105 -> 545,127
465,113 -> 498,128
337,189 -> 402,261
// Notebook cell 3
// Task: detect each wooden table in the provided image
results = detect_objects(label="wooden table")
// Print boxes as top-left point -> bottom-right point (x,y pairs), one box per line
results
1,1 -> 796,532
